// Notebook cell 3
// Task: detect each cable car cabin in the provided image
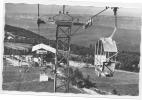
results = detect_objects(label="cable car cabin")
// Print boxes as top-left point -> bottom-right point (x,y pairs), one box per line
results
94,37 -> 118,77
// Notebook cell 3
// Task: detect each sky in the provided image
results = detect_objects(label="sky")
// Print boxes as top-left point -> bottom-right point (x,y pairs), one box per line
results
3,0 -> 142,17
3,0 -> 142,8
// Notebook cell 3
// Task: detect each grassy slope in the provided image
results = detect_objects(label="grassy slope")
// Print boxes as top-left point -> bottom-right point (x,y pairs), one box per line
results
2,59 -> 81,93
80,67 -> 139,95
3,59 -> 139,95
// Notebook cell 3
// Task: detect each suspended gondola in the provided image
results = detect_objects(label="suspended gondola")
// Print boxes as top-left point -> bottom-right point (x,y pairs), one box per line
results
94,7 -> 119,77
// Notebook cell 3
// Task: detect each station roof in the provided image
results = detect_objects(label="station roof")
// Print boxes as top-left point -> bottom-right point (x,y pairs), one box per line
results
100,37 -> 117,52
32,43 -> 56,54
53,13 -> 73,22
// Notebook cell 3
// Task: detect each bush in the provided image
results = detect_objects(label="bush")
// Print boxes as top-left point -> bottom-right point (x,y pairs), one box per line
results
112,89 -> 118,95
70,68 -> 84,86
70,69 -> 96,88
116,51 -> 140,72
34,62 -> 39,67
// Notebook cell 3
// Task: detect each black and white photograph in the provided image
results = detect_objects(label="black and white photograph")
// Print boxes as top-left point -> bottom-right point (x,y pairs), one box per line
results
1,0 -> 141,98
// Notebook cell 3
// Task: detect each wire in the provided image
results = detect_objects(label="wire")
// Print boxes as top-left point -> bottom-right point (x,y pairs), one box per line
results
91,7 -> 109,19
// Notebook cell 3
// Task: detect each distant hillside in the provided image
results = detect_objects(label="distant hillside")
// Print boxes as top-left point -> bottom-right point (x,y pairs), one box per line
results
4,24 -> 90,56
5,24 -> 47,39
4,25 -> 140,72
5,3 -> 141,53
4,24 -> 51,45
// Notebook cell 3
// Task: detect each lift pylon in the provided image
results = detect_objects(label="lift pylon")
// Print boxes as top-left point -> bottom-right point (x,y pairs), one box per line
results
53,10 -> 73,92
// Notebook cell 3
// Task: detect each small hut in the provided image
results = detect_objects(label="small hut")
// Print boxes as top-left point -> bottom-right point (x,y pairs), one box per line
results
94,37 -> 118,77
32,43 -> 56,67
